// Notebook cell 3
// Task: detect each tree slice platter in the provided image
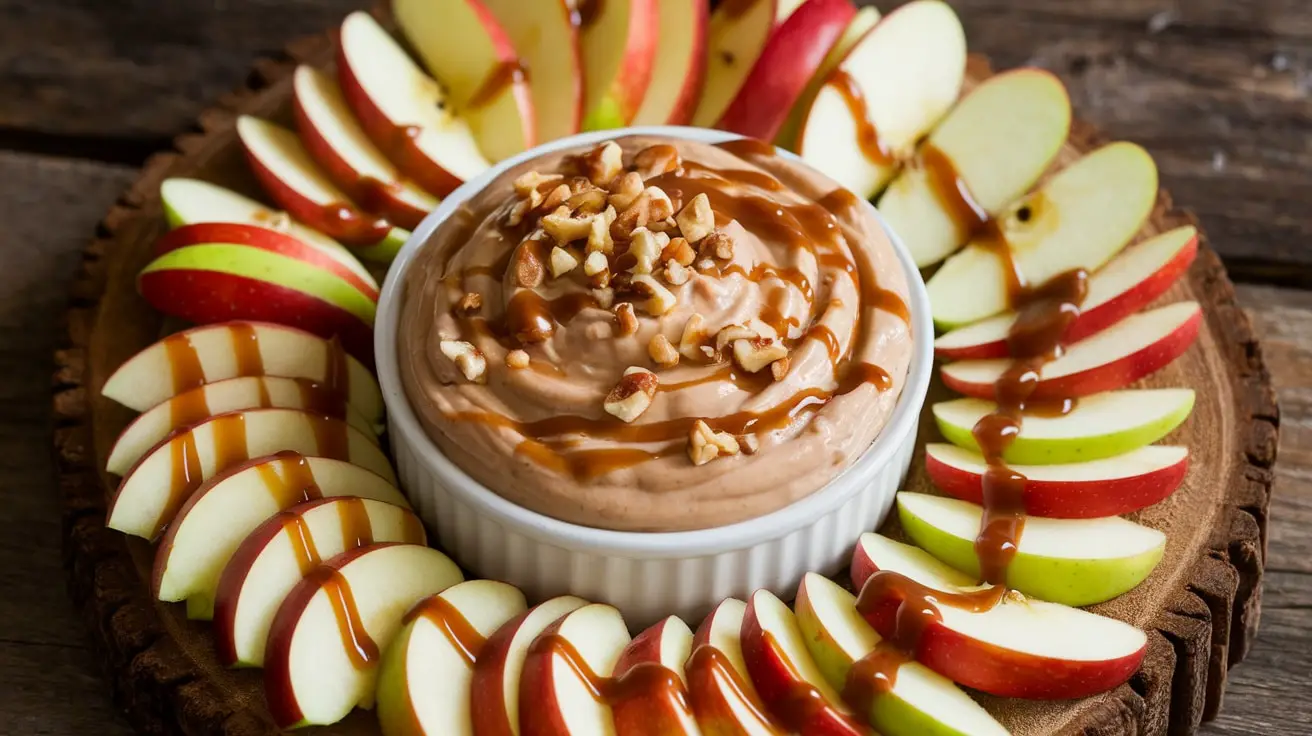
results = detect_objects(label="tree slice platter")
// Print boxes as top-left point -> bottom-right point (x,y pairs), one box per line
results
51,21 -> 1277,736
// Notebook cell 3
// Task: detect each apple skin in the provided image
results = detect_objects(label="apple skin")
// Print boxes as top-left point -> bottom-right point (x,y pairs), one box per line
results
517,603 -> 631,736
580,0 -> 660,130
715,0 -> 858,141
685,599 -> 785,736
935,228 -> 1199,360
478,0 -> 583,141
138,245 -> 375,364
896,494 -> 1166,607
924,443 -> 1189,518
611,617 -> 699,735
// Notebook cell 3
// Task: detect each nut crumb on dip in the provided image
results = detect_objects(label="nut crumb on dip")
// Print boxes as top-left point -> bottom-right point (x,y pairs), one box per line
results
399,136 -> 912,532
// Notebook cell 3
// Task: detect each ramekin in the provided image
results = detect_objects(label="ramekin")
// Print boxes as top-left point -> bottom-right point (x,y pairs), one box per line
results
375,126 -> 933,627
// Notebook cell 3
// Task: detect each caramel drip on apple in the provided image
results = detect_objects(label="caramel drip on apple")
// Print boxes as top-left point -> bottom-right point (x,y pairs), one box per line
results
526,634 -> 690,729
684,646 -> 786,733
314,200 -> 393,247
403,596 -> 487,668
309,414 -> 352,463
260,451 -> 325,510
164,332 -> 210,430
157,412 -> 247,536
337,496 -> 376,550
310,564 -> 380,670
468,59 -> 529,111
281,511 -> 325,577
755,632 -> 871,733
571,0 -> 604,29
323,336 -> 351,403
354,176 -> 424,230
823,69 -> 896,168
230,322 -> 266,377
293,378 -> 348,418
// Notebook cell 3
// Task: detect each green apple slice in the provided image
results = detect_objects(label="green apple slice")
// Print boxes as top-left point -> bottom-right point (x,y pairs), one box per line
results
794,573 -> 1007,736
927,141 -> 1159,329
897,493 -> 1166,606
932,388 -> 1195,465
879,69 -> 1071,268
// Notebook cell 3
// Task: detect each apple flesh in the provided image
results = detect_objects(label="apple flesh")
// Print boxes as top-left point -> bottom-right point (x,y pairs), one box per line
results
106,375 -> 374,476
470,596 -> 589,736
392,0 -> 535,162
850,533 -> 1148,699
715,0 -> 858,141
631,0 -> 708,126
928,142 -> 1160,328
578,0 -> 658,130
107,407 -> 395,540
740,590 -> 868,735
925,443 -> 1189,518
685,598 -> 785,736
933,388 -> 1196,465
376,580 -> 528,736
611,616 -> 700,735
155,453 -> 408,623
338,11 -> 489,198
691,0 -> 781,128
794,573 -> 1007,736
797,0 -> 966,199
477,0 -> 582,141
264,543 -> 464,728
101,320 -> 383,421
775,6 -> 881,149
518,603 -> 632,736
880,69 -> 1072,268
292,65 -> 438,232
896,492 -> 1167,606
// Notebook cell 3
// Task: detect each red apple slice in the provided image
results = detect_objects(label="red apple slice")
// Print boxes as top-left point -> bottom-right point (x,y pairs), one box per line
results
686,599 -> 786,736
106,407 -> 395,540
740,590 -> 870,735
392,0 -> 535,162
101,321 -> 382,420
611,616 -> 700,735
293,65 -> 438,231
236,115 -> 409,256
264,543 -> 463,728
470,596 -> 589,736
775,5 -> 881,149
940,301 -> 1202,399
715,0 -> 857,141
106,375 -> 372,476
375,581 -> 529,736
632,0 -> 709,125
578,0 -> 659,129
935,226 -> 1200,360
155,452 -> 407,623
338,11 -> 489,198
519,603 -> 632,736
925,443 -> 1189,518
849,533 -> 1147,700
692,0 -> 785,128
213,496 -> 426,666
478,0 -> 582,141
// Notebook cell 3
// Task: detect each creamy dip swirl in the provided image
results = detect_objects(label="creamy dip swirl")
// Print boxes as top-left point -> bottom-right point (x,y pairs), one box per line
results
398,136 -> 912,532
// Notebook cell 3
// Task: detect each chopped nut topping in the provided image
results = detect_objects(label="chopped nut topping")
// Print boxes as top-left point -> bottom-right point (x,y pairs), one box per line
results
506,349 -> 531,369
542,207 -> 595,244
592,287 -> 615,310
648,334 -> 680,369
770,356 -> 791,382
645,187 -> 675,221
662,237 -> 696,267
702,230 -> 735,261
697,258 -> 716,271
740,434 -> 760,455
587,209 -> 615,254
610,197 -> 650,242
549,246 -> 580,278
688,419 -> 740,466
506,198 -> 531,227
679,314 -> 707,360
567,187 -> 608,215
512,238 -> 545,288
676,193 -> 715,244
541,183 -> 572,212
633,144 -> 683,179
568,176 -> 593,194
581,141 -> 624,187
629,228 -> 662,274
630,274 -> 677,315
604,367 -> 658,423
583,250 -> 609,277
714,320 -> 775,354
608,171 -> 644,211
664,261 -> 691,286
455,292 -> 483,315
439,340 -> 487,383
614,302 -> 639,336
734,336 -> 789,373
513,171 -> 563,198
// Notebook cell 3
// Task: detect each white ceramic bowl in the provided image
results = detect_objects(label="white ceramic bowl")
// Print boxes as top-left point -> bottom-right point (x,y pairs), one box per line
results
375,126 -> 933,627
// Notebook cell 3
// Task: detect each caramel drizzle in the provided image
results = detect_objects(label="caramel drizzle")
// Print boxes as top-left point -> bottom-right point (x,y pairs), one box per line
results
824,69 -> 895,168
258,451 -> 325,509
571,0 -> 604,28
403,596 -> 487,668
528,634 -> 690,726
310,564 -> 379,669
685,646 -> 785,733
758,633 -> 871,733
468,59 -> 529,110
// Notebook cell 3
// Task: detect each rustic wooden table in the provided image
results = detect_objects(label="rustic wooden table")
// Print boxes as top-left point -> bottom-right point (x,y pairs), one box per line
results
1,1 -> 1308,734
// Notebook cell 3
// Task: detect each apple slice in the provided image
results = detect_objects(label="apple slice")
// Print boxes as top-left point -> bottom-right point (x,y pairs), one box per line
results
740,590 -> 869,735
265,543 -> 464,728
338,11 -> 490,198
940,301 -> 1202,399
896,492 -> 1167,606
935,226 -> 1200,360
775,6 -> 881,149
879,69 -> 1072,268
107,408 -> 395,540
611,616 -> 700,735
518,603 -> 632,736
213,496 -> 425,667
692,0 -> 788,128
797,0 -> 966,199
794,573 -> 1007,736
578,0 -> 659,129
933,388 -> 1196,465
376,580 -> 528,736
156,452 -> 407,621
631,0 -> 709,125
106,375 -> 373,476
928,142 -> 1160,328
102,321 -> 382,421
925,443 -> 1189,518
159,177 -> 377,290
237,115 -> 410,257
293,65 -> 438,232
478,0 -> 582,141
392,0 -> 535,162
850,533 -> 1147,699
715,0 -> 858,141
469,595 -> 589,736
685,599 -> 785,736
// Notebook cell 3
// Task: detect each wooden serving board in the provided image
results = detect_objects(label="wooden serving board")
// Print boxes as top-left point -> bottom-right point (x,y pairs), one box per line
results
50,22 -> 1277,736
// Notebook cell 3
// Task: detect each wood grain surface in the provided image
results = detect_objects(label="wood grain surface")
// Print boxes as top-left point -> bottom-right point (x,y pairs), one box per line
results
0,0 -> 1307,734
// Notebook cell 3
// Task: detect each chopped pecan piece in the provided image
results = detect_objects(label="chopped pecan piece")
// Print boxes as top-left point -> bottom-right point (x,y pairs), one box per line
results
676,193 -> 715,244
549,246 -> 580,278
614,302 -> 639,336
604,367 -> 658,423
630,274 -> 677,315
455,292 -> 483,315
439,340 -> 487,383
648,334 -> 680,369
688,419 -> 740,466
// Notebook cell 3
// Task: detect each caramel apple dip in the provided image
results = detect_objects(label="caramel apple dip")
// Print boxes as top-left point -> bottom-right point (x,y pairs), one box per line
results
398,136 -> 913,531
